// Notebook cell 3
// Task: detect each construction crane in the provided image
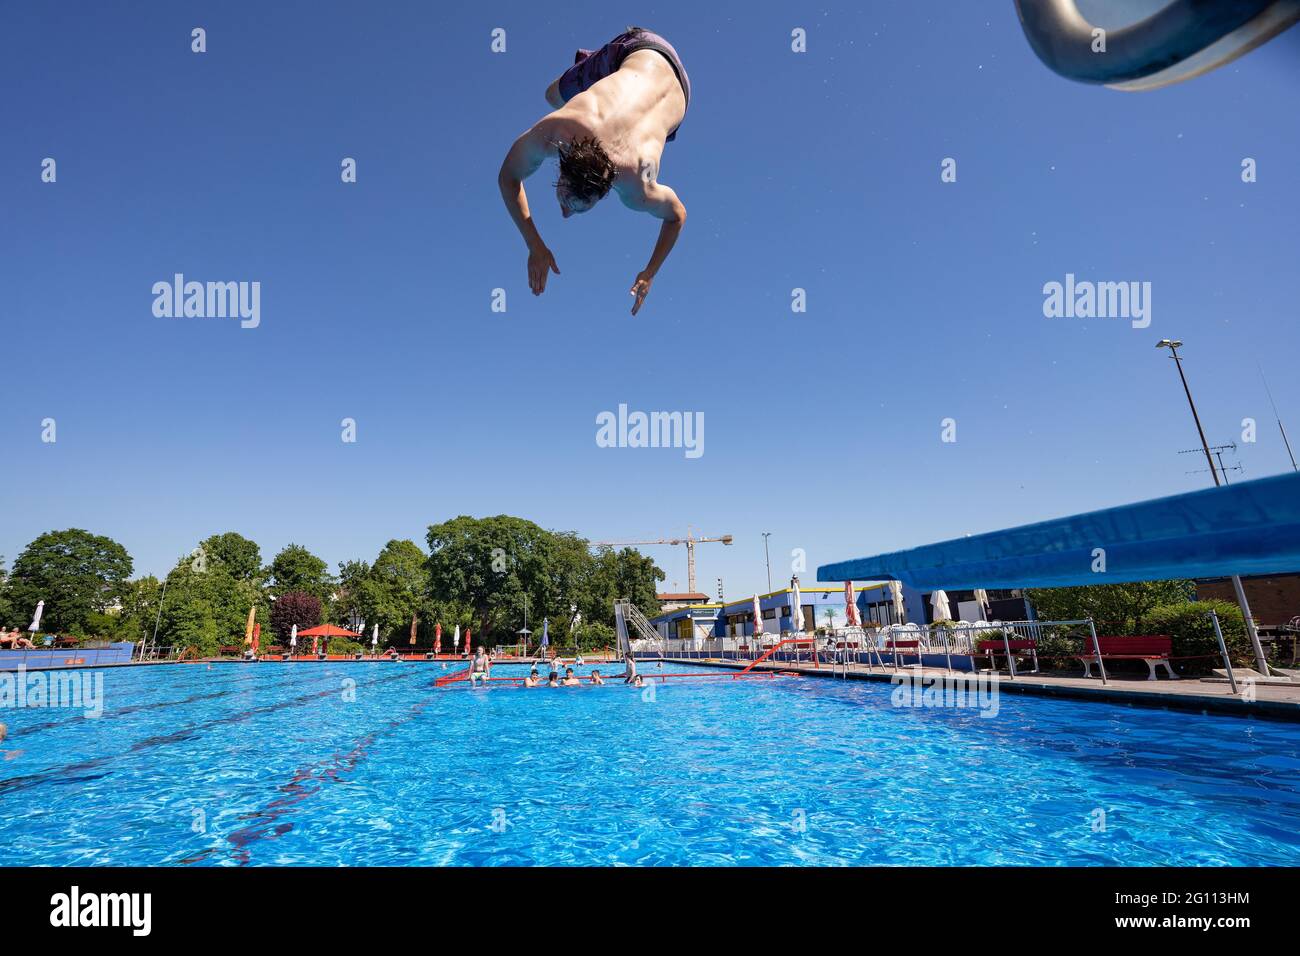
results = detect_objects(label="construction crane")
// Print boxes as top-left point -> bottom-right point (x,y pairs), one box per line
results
596,530 -> 734,594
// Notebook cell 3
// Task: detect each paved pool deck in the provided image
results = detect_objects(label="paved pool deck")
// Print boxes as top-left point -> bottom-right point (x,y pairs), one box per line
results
646,657 -> 1300,721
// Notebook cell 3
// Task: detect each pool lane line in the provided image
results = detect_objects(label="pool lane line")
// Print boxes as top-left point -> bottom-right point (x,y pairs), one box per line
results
179,694 -> 435,865
1,663 -> 345,738
0,667 -> 428,796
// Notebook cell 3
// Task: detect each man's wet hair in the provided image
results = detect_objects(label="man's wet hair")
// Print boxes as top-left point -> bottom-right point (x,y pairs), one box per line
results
556,137 -> 617,205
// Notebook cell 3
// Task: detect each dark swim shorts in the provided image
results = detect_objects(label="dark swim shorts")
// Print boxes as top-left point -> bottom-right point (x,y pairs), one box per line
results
556,26 -> 691,142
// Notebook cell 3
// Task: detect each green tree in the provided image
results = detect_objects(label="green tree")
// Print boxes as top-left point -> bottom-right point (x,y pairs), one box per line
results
425,516 -> 664,645
0,555 -> 11,627
267,544 -> 334,602
361,539 -> 431,643
197,532 -> 262,582
334,558 -> 371,631
158,550 -> 268,656
84,575 -> 163,642
583,547 -> 663,626
6,529 -> 134,635
1026,580 -> 1194,634
427,515 -> 550,642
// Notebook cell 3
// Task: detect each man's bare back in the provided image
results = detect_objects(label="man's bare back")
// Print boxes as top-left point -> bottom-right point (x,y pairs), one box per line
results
497,28 -> 691,315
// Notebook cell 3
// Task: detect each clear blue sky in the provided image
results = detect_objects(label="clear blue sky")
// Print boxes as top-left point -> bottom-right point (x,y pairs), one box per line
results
2,1 -> 1297,597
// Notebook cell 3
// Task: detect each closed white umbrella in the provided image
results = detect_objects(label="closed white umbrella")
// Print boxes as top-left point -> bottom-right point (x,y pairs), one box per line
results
752,594 -> 763,639
290,623 -> 298,656
372,622 -> 379,654
453,624 -> 461,654
930,589 -> 952,623
28,599 -> 45,634
789,577 -> 803,634
889,580 -> 906,624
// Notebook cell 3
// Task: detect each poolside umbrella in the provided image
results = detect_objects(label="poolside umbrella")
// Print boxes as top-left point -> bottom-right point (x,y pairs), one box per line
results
930,589 -> 951,623
27,599 -> 44,634
844,581 -> 859,627
465,628 -> 472,657
889,580 -> 906,624
372,623 -> 379,653
752,593 -> 763,638
296,624 -> 362,657
290,624 -> 298,656
243,604 -> 257,646
435,622 -> 442,655
973,588 -> 991,621
252,624 -> 261,656
789,577 -> 803,634
453,625 -> 460,653
541,618 -> 549,651
409,612 -> 418,646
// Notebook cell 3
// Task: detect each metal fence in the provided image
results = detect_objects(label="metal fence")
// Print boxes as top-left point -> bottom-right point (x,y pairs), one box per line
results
635,619 -> 1111,682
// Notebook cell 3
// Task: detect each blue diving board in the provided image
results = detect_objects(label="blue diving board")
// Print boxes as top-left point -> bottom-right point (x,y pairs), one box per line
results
817,472 -> 1300,590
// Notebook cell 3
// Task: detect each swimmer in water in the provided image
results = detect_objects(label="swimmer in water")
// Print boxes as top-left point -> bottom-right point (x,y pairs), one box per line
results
590,669 -> 604,685
0,722 -> 19,761
622,653 -> 638,684
547,672 -> 560,688
523,667 -> 540,688
632,674 -> 645,688
562,667 -> 581,686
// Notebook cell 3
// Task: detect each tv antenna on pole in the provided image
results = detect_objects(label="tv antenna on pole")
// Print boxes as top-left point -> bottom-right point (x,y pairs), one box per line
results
1178,443 -> 1241,483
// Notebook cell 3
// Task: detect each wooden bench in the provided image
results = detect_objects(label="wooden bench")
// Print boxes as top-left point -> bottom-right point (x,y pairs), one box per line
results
976,639 -> 1040,675
1078,635 -> 1175,680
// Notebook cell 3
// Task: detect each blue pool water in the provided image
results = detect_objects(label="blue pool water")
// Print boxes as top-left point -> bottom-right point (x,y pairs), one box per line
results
1,661 -> 1298,866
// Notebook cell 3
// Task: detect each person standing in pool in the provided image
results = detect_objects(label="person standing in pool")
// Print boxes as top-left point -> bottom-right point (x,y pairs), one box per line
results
498,26 -> 690,316
621,653 -> 638,684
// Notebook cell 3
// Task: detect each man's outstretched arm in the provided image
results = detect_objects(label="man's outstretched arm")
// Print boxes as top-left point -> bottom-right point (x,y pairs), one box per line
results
498,127 -> 560,296
626,183 -> 686,316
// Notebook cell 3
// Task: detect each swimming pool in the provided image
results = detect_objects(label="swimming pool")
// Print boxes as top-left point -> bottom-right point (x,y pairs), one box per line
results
1,661 -> 1298,866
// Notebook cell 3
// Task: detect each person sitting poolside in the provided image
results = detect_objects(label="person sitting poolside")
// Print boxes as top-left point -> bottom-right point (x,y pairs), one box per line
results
562,667 -> 581,686
523,668 -> 540,688
469,646 -> 492,686
589,669 -> 604,685
1,629 -> 34,650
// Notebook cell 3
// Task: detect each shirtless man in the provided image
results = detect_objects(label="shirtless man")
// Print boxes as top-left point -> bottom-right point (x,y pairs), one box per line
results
469,645 -> 491,687
498,27 -> 691,315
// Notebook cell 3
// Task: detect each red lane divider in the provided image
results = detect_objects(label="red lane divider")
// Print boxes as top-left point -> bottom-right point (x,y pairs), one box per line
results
434,666 -> 471,687
735,638 -> 820,676
435,670 -> 792,688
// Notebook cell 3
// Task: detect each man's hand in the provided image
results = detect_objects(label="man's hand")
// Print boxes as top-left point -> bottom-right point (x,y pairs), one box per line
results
630,270 -> 654,315
529,245 -> 560,295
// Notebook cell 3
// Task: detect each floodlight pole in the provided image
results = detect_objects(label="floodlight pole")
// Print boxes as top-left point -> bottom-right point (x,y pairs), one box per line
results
762,532 -> 772,593
1159,341 -> 1269,674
